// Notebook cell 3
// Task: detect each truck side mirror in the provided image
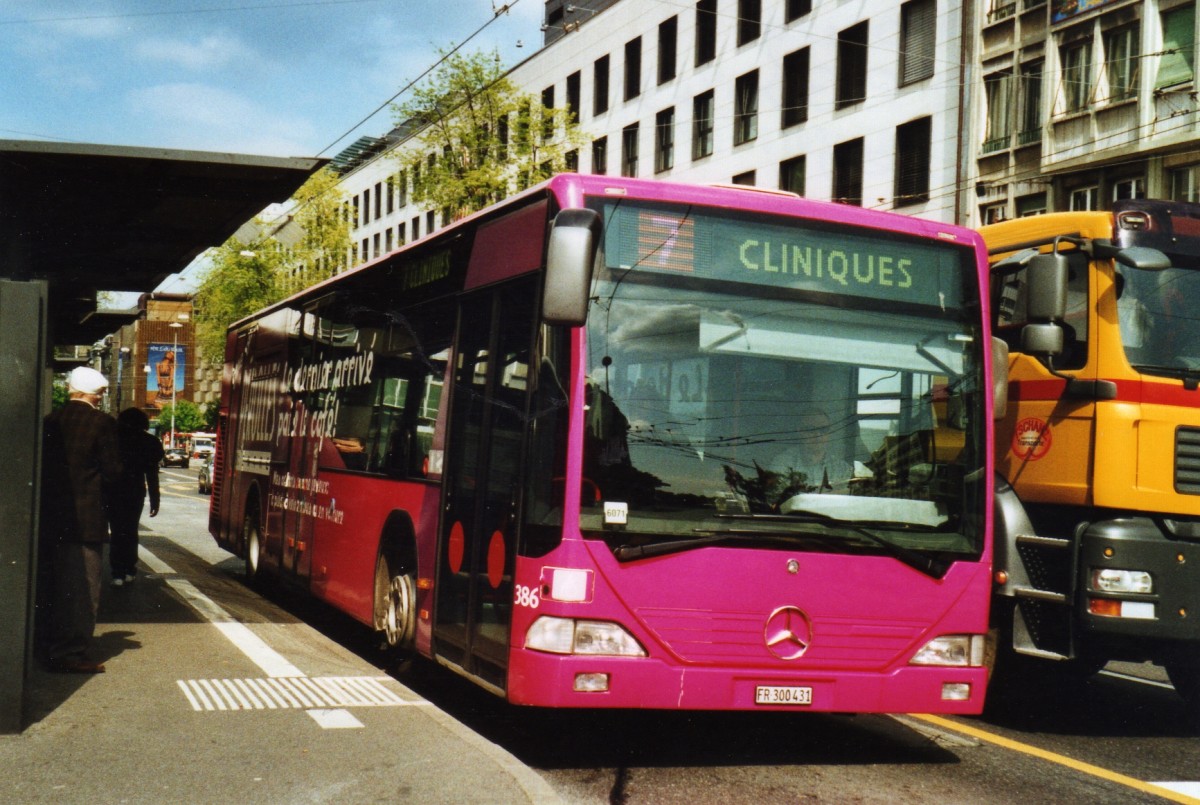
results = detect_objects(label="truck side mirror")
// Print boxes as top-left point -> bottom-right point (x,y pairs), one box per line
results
992,337 -> 1009,420
1025,252 -> 1069,321
543,208 -> 602,327
1020,252 -> 1068,358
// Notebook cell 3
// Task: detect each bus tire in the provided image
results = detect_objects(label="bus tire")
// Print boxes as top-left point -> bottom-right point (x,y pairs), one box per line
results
375,553 -> 416,657
243,509 -> 264,586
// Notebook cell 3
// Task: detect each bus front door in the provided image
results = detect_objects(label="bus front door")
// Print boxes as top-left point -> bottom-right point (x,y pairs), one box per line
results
435,280 -> 536,692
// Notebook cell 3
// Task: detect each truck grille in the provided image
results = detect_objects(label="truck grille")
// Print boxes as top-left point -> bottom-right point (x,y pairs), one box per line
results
1177,427 -> 1200,495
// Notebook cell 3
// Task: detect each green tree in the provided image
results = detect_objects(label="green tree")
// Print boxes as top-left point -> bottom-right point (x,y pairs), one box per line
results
153,399 -> 206,437
392,48 -> 588,219
193,168 -> 349,361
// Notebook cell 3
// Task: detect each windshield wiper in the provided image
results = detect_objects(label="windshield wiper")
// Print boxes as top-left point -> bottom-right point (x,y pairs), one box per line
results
1132,364 -> 1200,389
613,512 -> 952,578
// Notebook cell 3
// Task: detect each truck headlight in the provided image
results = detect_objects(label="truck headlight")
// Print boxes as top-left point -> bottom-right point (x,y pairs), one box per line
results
910,634 -> 985,667
1091,568 -> 1152,594
525,616 -> 646,657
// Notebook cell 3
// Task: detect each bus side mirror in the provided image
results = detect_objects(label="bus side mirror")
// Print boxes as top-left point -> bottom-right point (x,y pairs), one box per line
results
544,208 -> 602,327
992,337 -> 1008,420
1020,252 -> 1068,358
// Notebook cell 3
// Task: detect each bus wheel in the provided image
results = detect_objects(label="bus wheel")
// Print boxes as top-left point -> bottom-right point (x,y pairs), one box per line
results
243,512 -> 264,584
1166,664 -> 1200,733
375,554 -> 416,654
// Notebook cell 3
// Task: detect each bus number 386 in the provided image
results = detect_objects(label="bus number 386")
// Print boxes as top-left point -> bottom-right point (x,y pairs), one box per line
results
514,585 -> 541,608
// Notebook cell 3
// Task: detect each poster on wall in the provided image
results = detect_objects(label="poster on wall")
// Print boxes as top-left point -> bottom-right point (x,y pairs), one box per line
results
1051,0 -> 1120,23
146,343 -> 185,410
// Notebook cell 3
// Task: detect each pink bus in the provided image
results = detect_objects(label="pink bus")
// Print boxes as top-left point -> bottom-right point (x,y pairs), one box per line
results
210,174 -> 1002,713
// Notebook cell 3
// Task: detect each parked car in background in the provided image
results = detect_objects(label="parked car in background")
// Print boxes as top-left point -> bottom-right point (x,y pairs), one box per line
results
162,448 -> 189,469
197,456 -> 213,495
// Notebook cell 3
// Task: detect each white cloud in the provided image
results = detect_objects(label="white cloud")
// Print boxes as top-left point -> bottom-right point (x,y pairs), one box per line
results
134,33 -> 256,71
127,82 -> 318,156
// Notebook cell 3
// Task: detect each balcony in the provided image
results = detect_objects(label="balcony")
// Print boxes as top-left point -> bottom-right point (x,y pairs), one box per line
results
988,2 -> 1017,24
1017,128 -> 1042,146
981,135 -> 1012,155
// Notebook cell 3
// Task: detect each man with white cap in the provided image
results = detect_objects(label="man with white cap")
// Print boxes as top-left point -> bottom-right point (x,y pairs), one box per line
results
38,366 -> 122,673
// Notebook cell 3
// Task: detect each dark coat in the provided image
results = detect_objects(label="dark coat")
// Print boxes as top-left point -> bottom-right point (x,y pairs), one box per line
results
112,424 -> 164,510
41,400 -> 122,544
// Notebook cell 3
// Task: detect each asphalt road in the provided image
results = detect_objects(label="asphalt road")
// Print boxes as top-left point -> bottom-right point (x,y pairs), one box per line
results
155,466 -> 1200,805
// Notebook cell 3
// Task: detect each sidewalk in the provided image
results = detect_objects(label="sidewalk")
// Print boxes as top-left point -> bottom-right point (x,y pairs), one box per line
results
2,530 -> 561,805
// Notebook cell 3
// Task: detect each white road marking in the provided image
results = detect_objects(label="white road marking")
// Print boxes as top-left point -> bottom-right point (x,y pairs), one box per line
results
1154,783 -> 1200,799
165,577 -> 306,678
177,677 -> 420,711
306,709 -> 365,729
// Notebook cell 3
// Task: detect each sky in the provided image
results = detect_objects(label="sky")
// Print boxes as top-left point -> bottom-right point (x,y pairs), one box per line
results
0,0 -> 544,159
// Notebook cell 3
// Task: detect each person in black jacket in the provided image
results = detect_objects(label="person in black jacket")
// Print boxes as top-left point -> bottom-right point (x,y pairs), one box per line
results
39,366 -> 123,673
109,407 -> 163,587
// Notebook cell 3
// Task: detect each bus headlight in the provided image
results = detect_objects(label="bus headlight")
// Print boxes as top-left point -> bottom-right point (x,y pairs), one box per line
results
1091,568 -> 1153,594
525,616 -> 647,657
910,635 -> 985,667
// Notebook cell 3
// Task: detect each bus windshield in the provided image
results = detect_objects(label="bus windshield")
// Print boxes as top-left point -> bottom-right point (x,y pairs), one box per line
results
579,200 -> 986,567
1118,265 -> 1200,379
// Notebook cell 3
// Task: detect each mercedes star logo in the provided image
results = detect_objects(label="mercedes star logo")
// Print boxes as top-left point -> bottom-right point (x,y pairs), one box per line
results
764,605 -> 812,660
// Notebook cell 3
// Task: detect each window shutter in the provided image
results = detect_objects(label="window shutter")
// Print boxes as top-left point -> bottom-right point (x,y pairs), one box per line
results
1157,5 -> 1196,88
901,0 -> 936,86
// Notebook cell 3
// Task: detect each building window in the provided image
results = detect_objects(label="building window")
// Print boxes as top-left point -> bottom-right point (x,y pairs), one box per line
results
658,16 -> 678,85
899,0 -> 936,86
592,136 -> 608,175
779,154 -> 806,195
836,21 -> 869,109
1016,193 -> 1047,217
541,86 -> 555,140
1018,61 -> 1043,145
696,0 -> 717,67
832,137 -> 864,206
565,149 -> 579,172
1157,5 -> 1196,89
734,69 -> 759,145
786,0 -> 811,22
386,177 -> 395,214
983,70 -> 1012,153
426,210 -> 436,233
412,216 -> 420,240
1171,165 -> 1200,202
655,107 -> 675,173
624,37 -> 642,101
374,182 -> 382,219
692,89 -> 715,160
1059,37 -> 1093,113
732,170 -> 756,186
782,47 -> 810,128
981,203 -> 1007,225
622,123 -> 639,176
894,116 -> 931,206
566,71 -> 581,123
1069,185 -> 1099,211
1104,25 -> 1139,102
737,0 -> 761,45
362,189 -> 370,225
594,55 -> 610,116
1112,177 -> 1146,202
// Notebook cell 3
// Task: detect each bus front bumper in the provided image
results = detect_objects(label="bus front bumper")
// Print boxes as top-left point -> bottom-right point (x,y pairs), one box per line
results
506,651 -> 987,713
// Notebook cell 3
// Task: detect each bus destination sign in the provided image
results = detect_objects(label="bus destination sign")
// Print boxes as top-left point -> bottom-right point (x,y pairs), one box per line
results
603,202 -> 964,308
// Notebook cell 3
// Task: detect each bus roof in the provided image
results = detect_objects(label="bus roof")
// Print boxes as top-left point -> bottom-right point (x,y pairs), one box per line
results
230,174 -> 985,331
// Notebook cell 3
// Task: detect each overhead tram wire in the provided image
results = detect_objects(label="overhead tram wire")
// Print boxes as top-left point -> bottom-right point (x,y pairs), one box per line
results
316,0 -> 526,157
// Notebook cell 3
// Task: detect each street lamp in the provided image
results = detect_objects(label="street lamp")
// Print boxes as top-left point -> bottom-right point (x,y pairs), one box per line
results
115,346 -> 131,411
168,321 -> 183,449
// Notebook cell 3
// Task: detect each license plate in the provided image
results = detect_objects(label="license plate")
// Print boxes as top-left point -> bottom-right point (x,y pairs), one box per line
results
755,685 -> 813,706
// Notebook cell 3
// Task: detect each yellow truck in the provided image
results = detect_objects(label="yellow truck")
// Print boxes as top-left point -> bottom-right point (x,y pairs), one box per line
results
982,199 -> 1200,724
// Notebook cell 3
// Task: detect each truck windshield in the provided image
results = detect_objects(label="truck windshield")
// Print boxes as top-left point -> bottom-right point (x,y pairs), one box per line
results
1118,265 -> 1200,378
579,199 -> 986,564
